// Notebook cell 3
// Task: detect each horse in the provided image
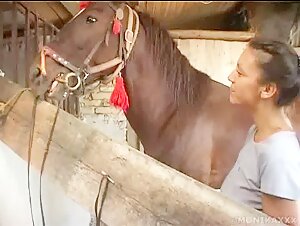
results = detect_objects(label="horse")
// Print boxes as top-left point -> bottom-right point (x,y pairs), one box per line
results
28,2 -> 300,189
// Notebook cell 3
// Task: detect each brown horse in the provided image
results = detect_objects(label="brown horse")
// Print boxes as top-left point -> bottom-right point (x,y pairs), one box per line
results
28,2 -> 300,189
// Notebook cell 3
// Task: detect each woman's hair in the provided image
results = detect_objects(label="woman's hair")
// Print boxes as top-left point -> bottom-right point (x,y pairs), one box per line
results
248,37 -> 300,106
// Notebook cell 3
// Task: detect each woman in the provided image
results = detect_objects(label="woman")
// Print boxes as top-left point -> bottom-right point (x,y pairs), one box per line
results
221,37 -> 300,225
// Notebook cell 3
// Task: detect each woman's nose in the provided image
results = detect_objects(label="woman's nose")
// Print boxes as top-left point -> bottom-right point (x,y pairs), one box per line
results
228,70 -> 236,83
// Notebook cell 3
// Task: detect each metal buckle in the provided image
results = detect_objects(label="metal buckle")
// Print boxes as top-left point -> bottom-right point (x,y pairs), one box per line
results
101,171 -> 115,184
65,72 -> 81,91
82,69 -> 90,81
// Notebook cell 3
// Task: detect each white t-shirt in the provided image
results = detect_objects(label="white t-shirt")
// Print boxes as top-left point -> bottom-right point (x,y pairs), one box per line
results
221,125 -> 300,210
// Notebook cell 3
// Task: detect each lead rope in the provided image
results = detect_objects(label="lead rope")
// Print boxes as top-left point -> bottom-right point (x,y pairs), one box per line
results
39,102 -> 60,226
28,95 -> 39,226
0,86 -> 61,226
94,171 -> 114,226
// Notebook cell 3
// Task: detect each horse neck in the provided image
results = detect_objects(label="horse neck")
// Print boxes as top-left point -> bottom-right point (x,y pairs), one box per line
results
122,23 -> 211,149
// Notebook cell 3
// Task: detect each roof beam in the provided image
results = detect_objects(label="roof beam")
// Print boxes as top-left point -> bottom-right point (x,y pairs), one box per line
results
60,1 -> 79,16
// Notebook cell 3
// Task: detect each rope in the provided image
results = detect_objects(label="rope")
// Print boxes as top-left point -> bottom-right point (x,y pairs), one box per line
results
39,103 -> 60,226
94,172 -> 114,226
28,95 -> 39,226
0,88 -> 31,118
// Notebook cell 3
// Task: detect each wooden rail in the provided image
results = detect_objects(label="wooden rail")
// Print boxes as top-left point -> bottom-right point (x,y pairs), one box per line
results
169,30 -> 255,42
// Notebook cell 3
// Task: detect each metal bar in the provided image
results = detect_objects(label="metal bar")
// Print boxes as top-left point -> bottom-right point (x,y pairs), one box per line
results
11,2 -> 18,82
34,13 -> 39,53
50,26 -> 55,41
43,22 -> 47,45
25,8 -> 30,87
63,99 -> 68,112
75,96 -> 80,118
69,96 -> 76,115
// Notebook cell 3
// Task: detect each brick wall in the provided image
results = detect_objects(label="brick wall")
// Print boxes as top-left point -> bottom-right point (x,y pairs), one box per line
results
79,81 -> 128,144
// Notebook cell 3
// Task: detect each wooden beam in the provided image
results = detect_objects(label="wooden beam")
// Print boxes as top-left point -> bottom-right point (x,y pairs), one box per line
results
60,1 -> 80,16
18,2 -> 71,29
169,30 -> 255,42
0,77 -> 280,226
0,2 -> 12,12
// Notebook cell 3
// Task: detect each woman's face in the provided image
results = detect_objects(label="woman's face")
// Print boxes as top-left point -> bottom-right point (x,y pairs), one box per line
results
228,46 -> 266,109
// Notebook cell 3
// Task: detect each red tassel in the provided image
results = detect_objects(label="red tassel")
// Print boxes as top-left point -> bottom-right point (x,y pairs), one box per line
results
80,1 -> 91,10
109,76 -> 129,112
112,19 -> 122,35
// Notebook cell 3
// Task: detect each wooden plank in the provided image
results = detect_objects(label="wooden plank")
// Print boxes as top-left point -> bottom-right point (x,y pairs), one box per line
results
60,1 -> 80,16
169,30 -> 255,42
126,122 -> 141,151
0,77 -> 279,226
0,2 -> 12,12
17,2 -> 60,33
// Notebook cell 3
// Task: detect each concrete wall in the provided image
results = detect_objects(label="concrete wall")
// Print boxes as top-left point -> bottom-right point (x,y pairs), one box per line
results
176,39 -> 247,87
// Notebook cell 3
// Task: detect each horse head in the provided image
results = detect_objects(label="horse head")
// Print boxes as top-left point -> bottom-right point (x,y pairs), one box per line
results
28,2 -> 139,104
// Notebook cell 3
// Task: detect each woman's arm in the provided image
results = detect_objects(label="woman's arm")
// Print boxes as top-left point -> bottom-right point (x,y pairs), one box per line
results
262,193 -> 300,226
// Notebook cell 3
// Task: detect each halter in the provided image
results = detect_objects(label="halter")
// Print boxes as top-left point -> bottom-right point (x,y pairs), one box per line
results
39,3 -> 139,97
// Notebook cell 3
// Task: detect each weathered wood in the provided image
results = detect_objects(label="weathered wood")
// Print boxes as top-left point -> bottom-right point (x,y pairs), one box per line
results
126,122 -> 141,151
0,77 -> 280,226
169,30 -> 255,42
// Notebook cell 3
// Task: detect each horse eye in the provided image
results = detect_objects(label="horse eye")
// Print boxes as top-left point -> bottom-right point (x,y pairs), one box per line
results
86,16 -> 97,24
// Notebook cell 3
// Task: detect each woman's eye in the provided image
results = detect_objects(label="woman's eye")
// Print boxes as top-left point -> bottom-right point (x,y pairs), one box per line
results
86,16 -> 97,24
236,70 -> 242,77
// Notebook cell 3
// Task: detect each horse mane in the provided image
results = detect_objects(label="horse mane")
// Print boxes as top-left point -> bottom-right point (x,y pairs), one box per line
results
137,11 -> 211,106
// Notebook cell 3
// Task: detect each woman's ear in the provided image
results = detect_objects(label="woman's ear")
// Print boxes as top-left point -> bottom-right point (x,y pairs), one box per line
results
260,82 -> 278,99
